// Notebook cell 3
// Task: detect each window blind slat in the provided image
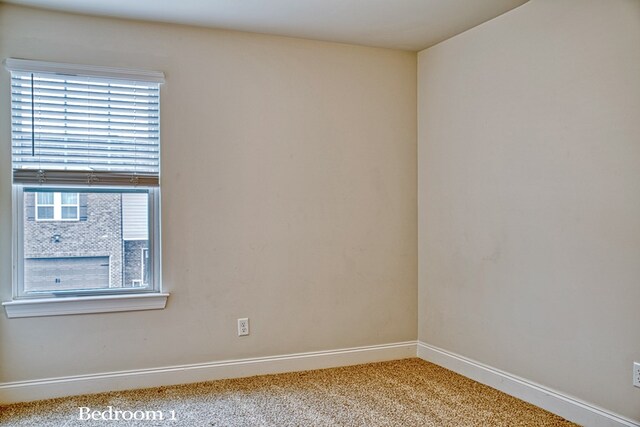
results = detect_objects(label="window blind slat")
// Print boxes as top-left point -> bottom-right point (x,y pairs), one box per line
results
12,134 -> 159,144
14,161 -> 159,170
11,74 -> 161,90
13,113 -> 158,122
12,140 -> 161,151
10,68 -> 161,185
13,146 -> 159,157
11,79 -> 158,92
12,119 -> 158,134
12,112 -> 158,123
11,90 -> 160,103
12,82 -> 160,97
12,104 -> 159,115
13,125 -> 159,134
11,95 -> 159,110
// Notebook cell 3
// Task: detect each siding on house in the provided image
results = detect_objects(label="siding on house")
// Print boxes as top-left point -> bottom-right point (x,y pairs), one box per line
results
122,193 -> 148,241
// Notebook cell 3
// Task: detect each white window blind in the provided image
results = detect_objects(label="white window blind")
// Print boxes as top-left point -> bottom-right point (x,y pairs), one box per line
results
5,58 -> 164,187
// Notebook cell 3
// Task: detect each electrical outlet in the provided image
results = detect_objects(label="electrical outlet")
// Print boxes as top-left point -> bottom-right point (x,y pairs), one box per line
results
634,362 -> 640,388
238,318 -> 249,336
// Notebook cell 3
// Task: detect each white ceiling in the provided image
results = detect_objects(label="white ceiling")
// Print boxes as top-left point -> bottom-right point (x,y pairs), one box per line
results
2,0 -> 529,51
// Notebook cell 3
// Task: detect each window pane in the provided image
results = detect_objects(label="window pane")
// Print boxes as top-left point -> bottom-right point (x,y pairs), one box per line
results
37,192 -> 54,205
61,193 -> 78,205
61,206 -> 78,219
23,189 -> 152,294
37,206 -> 54,219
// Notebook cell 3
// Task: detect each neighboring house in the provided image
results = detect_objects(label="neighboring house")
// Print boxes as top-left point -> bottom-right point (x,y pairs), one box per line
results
23,191 -> 149,292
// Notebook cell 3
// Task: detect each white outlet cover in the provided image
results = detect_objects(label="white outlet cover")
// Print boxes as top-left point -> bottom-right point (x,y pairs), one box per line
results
238,318 -> 249,336
634,362 -> 640,388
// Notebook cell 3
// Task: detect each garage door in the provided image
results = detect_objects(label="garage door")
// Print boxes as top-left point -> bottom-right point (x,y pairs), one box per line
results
24,256 -> 110,292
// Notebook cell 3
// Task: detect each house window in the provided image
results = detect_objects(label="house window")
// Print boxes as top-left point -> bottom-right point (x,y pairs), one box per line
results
35,192 -> 79,221
3,58 -> 168,318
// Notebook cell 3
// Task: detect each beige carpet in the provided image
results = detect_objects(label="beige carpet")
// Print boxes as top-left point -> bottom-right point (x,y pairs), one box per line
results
0,358 -> 577,426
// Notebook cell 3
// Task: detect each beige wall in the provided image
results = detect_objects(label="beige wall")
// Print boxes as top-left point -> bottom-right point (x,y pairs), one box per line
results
0,4 -> 417,382
418,0 -> 640,420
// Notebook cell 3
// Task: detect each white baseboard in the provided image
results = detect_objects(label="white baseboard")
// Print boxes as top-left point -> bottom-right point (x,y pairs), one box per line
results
0,341 -> 416,404
417,341 -> 640,427
3,339 -> 636,427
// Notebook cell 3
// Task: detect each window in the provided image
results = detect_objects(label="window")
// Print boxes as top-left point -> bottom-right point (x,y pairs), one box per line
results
35,191 -> 79,221
3,58 -> 168,318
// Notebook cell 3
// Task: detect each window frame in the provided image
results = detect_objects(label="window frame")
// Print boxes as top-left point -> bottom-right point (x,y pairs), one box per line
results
6,185 -> 166,317
4,185 -> 166,317
2,59 -> 168,318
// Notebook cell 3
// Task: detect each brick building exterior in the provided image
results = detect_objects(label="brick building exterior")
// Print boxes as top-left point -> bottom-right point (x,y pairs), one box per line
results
124,240 -> 148,286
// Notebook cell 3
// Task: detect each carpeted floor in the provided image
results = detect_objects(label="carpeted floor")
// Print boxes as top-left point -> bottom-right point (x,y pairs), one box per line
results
0,358 -> 577,426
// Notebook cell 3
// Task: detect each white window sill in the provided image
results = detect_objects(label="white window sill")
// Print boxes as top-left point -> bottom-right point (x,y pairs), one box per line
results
2,293 -> 170,318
